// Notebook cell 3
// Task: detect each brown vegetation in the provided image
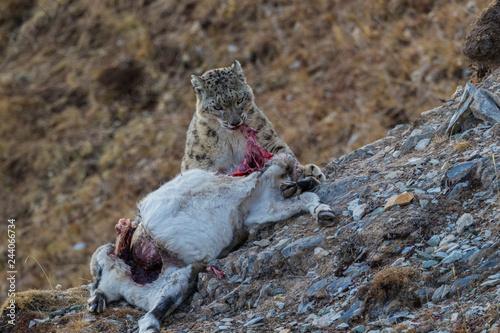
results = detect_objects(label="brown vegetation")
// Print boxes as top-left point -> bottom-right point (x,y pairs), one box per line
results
464,0 -> 500,77
0,0 -> 490,295
361,266 -> 421,317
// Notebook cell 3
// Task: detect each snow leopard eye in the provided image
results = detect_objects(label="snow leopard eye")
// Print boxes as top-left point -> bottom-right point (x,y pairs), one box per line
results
237,97 -> 244,104
214,104 -> 223,110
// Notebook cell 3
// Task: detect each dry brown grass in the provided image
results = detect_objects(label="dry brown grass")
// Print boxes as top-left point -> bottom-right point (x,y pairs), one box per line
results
365,266 -> 420,304
453,140 -> 472,153
0,0 -> 491,294
0,288 -> 87,314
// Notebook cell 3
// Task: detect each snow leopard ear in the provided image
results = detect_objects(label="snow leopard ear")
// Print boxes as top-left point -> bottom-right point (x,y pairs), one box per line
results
191,75 -> 205,95
231,60 -> 246,81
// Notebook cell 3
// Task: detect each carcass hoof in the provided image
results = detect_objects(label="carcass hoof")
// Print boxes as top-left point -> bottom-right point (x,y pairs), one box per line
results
87,290 -> 106,313
317,210 -> 336,227
280,181 -> 298,198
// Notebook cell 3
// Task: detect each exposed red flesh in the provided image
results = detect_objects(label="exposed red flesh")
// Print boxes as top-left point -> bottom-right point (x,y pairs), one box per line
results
231,124 -> 274,177
130,226 -> 163,272
112,218 -> 162,284
206,264 -> 226,279
113,217 -> 135,259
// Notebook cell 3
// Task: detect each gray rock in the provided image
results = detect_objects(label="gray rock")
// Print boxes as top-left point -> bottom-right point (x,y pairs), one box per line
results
274,238 -> 292,251
481,279 -> 500,287
254,239 -> 271,247
270,287 -> 286,296
401,128 -> 433,154
439,234 -> 456,246
243,316 -> 265,327
281,234 -> 325,258
427,235 -> 441,247
70,304 -> 83,311
432,284 -> 451,301
422,260 -> 439,269
450,274 -> 480,296
447,82 -> 476,135
372,311 -> 410,326
312,310 -> 342,328
339,300 -> 362,323
478,258 -> 500,272
446,162 -> 477,185
470,88 -> 500,124
387,124 -> 409,136
370,207 -> 384,217
442,250 -> 463,264
306,279 -> 328,297
447,182 -> 468,200
353,325 -> 366,333
456,213 -> 475,234
326,276 -> 353,296
298,301 -> 315,313
352,203 -> 368,221
415,138 -> 431,150
386,171 -> 403,179
427,187 -> 442,194
50,309 -> 65,317
276,301 -> 285,310
407,157 -> 425,166
416,287 -> 435,302
415,249 -> 434,260
336,323 -> 350,330
343,264 -> 370,278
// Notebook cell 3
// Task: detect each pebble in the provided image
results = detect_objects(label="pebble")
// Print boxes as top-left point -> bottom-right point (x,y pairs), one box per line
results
313,247 -> 330,258
274,238 -> 292,251
481,279 -> 500,287
384,192 -> 414,210
352,203 -> 368,221
353,325 -> 366,332
254,239 -> 271,247
336,323 -> 350,330
306,279 -> 328,297
427,187 -> 442,194
456,213 -> 475,234
422,260 -> 439,269
415,138 -> 431,150
439,234 -> 456,246
428,235 -> 441,247
312,310 -> 342,328
281,234 -> 325,258
243,316 -> 265,327
407,157 -> 425,166
432,285 -> 451,301
442,250 -> 463,264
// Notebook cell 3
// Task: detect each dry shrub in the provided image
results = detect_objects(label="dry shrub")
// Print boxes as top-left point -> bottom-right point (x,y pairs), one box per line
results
0,288 -> 89,332
464,0 -> 500,76
334,230 -> 365,276
0,288 -> 87,314
453,140 -> 472,153
362,266 -> 421,311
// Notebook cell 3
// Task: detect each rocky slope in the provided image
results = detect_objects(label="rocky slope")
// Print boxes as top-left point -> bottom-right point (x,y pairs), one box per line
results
2,67 -> 500,333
